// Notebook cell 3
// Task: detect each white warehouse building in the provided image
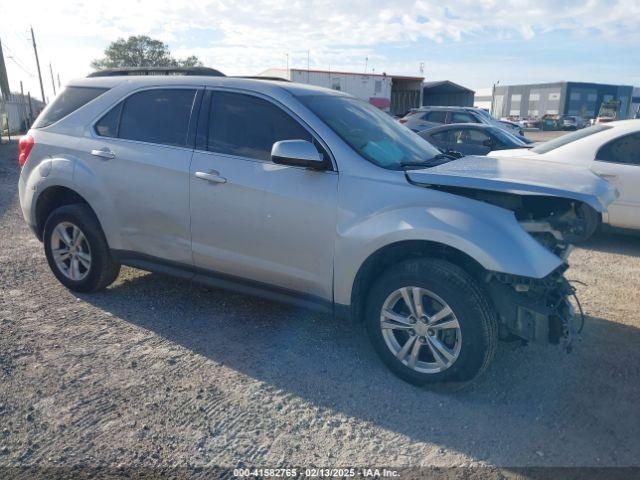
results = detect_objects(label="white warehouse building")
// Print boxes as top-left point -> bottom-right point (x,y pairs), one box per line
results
258,68 -> 424,116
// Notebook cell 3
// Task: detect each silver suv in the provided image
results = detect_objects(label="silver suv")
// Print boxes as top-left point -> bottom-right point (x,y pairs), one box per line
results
18,68 -> 616,386
400,106 -> 524,136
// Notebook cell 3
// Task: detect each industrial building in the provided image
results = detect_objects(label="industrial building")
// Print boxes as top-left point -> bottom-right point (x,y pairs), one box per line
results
421,81 -> 475,107
492,81 -> 635,121
257,68 -> 424,116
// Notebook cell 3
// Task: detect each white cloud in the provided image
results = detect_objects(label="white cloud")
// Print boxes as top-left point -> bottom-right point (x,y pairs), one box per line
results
1,0 -> 637,98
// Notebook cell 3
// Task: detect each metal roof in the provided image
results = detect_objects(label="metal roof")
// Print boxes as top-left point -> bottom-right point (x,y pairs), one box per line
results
423,80 -> 475,94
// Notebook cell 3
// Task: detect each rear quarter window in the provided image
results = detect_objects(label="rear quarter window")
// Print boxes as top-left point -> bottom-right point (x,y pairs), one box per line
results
33,86 -> 108,128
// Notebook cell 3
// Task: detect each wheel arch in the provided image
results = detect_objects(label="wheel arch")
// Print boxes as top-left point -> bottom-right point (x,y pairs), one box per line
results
349,240 -> 488,323
34,186 -> 101,241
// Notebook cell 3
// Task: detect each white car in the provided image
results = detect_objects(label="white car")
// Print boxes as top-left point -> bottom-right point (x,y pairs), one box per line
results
490,120 -> 640,238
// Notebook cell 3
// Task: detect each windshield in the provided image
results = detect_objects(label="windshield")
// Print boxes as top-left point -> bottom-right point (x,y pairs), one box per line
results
531,125 -> 613,154
297,94 -> 441,169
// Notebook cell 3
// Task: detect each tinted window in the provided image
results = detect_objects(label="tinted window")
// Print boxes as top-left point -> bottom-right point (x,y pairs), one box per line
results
532,125 -> 612,154
95,102 -> 122,138
451,128 -> 490,145
207,92 -> 312,161
118,89 -> 196,147
450,112 -> 478,123
297,94 -> 441,170
430,130 -> 451,142
596,133 -> 640,165
424,111 -> 447,123
33,86 -> 108,128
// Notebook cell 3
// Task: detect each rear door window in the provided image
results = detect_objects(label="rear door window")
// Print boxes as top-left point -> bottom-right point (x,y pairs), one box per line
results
424,111 -> 447,123
451,127 -> 490,145
33,86 -> 108,128
596,133 -> 640,166
206,91 -> 313,161
95,102 -> 122,138
450,112 -> 478,123
430,130 -> 451,142
116,89 -> 197,147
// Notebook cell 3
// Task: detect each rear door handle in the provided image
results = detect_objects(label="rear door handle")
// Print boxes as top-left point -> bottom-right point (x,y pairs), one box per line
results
195,171 -> 227,184
90,148 -> 115,160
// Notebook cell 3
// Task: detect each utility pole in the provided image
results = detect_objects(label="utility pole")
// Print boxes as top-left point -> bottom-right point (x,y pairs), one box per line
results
20,81 -> 28,130
491,80 -> 499,116
364,56 -> 368,74
57,73 -> 61,90
30,26 -> 46,104
307,50 -> 310,83
0,38 -> 11,99
27,92 -> 33,124
49,62 -> 56,96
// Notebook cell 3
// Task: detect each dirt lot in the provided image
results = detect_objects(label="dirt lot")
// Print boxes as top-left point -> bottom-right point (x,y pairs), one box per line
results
523,129 -> 568,142
1,140 -> 639,473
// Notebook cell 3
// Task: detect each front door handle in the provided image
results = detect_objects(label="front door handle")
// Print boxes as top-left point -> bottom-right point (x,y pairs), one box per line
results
90,148 -> 115,160
195,171 -> 227,184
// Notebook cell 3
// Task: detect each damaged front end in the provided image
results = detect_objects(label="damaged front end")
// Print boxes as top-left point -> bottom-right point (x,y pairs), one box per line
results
404,155 -> 617,350
485,268 -> 580,350
429,187 -> 587,349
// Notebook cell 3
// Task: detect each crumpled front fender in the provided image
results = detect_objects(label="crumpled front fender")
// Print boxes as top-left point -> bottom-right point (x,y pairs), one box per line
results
333,187 -> 565,306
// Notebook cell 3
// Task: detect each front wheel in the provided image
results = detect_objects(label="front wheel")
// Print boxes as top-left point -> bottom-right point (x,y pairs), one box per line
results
572,204 -> 600,243
365,258 -> 498,386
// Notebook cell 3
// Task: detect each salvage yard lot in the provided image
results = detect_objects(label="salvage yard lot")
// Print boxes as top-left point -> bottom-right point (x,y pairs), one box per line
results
1,140 -> 639,471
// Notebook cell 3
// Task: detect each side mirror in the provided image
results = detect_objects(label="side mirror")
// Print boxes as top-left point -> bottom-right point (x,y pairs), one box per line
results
482,138 -> 493,147
271,140 -> 326,170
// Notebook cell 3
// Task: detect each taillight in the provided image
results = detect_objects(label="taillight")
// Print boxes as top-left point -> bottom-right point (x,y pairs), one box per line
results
399,119 -> 407,124
18,135 -> 34,168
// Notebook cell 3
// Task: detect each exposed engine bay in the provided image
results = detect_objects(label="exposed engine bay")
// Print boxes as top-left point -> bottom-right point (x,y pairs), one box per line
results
427,185 -> 594,258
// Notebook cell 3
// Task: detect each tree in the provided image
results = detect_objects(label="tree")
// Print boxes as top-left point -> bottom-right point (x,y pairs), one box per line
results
91,35 -> 203,70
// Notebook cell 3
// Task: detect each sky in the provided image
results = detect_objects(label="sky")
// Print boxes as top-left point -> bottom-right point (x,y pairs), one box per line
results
1,0 -> 639,102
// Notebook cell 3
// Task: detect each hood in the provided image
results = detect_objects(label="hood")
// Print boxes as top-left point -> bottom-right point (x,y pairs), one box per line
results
407,155 -> 617,212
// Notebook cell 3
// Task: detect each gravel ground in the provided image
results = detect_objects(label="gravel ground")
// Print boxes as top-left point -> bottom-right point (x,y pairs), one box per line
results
1,140 -> 639,473
523,130 -> 568,142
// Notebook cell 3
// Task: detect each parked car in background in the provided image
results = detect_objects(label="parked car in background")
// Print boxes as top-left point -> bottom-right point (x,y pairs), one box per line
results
399,106 -> 524,136
498,119 -> 522,134
519,117 -> 540,129
18,69 -> 615,386
418,124 -> 531,156
560,115 -> 586,130
490,120 -> 640,240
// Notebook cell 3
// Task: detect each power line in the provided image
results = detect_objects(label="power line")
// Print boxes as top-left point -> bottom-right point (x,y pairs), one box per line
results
49,62 -> 56,96
7,56 -> 35,77
2,40 -> 36,77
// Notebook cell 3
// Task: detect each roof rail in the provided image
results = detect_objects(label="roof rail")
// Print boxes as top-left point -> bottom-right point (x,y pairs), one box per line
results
234,76 -> 291,82
87,67 -> 225,78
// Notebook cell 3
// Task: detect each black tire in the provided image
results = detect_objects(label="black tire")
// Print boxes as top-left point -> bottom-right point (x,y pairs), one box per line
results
365,258 -> 498,386
43,204 -> 120,293
573,204 -> 601,243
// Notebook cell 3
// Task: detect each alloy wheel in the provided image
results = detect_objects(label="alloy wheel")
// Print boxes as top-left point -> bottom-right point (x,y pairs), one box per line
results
50,221 -> 92,281
380,286 -> 462,373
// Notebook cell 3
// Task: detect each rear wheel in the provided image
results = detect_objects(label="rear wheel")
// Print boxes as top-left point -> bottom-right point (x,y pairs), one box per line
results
365,258 -> 498,386
43,204 -> 120,293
